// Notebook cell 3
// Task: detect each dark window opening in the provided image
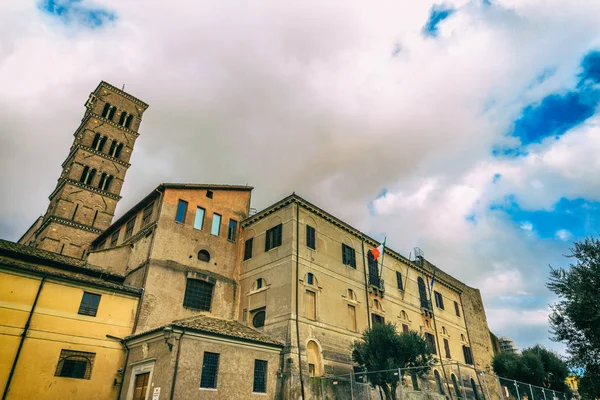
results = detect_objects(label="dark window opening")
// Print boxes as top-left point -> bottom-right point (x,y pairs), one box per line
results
78,292 -> 101,317
307,273 -> 314,285
125,115 -> 133,129
142,203 -> 154,226
183,279 -> 213,311
91,133 -> 101,149
253,360 -> 268,393
124,217 -> 136,240
435,370 -> 444,394
306,225 -> 316,249
79,166 -> 90,183
110,230 -> 120,247
200,352 -> 220,389
425,332 -> 436,354
228,219 -> 238,242
108,106 -> 117,120
72,204 -> 79,220
85,169 -> 96,185
444,338 -> 451,358
256,278 -> 263,289
175,200 -> 188,223
198,250 -> 210,262
59,244 -> 65,255
252,309 -> 266,328
452,374 -> 461,398
402,324 -> 409,333
454,301 -> 461,317
418,277 -> 430,310
98,173 -> 112,191
55,350 -> 95,380
101,103 -> 111,118
115,143 -> 124,158
396,271 -> 403,290
98,136 -> 108,152
108,140 -> 117,156
91,210 -> 98,227
118,111 -> 127,126
341,244 -> 356,268
462,345 -> 473,365
411,373 -> 420,390
265,224 -> 282,251
371,314 -> 385,326
206,190 -> 213,199
367,251 -> 380,288
471,378 -> 480,400
434,291 -> 445,309
244,238 -> 253,260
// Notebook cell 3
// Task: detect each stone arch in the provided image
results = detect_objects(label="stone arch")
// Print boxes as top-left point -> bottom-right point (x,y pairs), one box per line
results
304,272 -> 318,287
306,340 -> 323,377
434,370 -> 444,394
254,277 -> 267,290
347,288 -> 357,301
341,235 -> 355,249
471,378 -> 480,400
373,299 -> 384,311
451,374 -> 461,398
303,215 -> 318,229
400,310 -> 409,321
197,249 -> 210,262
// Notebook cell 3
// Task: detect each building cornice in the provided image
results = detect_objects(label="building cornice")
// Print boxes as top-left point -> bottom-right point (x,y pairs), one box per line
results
98,81 -> 149,109
48,178 -> 122,202
37,215 -> 103,235
243,194 -> 464,293
61,144 -> 131,170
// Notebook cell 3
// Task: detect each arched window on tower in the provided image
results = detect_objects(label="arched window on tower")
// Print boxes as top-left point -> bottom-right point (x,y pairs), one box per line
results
125,115 -> 133,129
101,103 -> 111,118
91,133 -> 101,149
98,173 -> 107,190
79,166 -> 89,183
118,112 -> 127,126
108,106 -> 117,121
97,136 -> 108,152
103,175 -> 113,191
85,169 -> 96,185
115,143 -> 124,158
108,141 -> 117,157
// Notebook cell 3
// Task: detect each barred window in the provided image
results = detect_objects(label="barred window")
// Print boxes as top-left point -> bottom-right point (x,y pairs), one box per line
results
253,360 -> 268,393
110,229 -> 120,247
78,292 -> 101,317
200,352 -> 220,389
55,350 -> 95,379
306,225 -> 316,249
341,244 -> 356,268
244,238 -> 253,260
142,203 -> 154,226
124,217 -> 136,240
183,279 -> 213,311
265,224 -> 282,251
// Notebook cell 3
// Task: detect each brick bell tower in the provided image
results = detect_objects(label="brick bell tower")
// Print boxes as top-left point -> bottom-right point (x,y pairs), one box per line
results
21,81 -> 149,258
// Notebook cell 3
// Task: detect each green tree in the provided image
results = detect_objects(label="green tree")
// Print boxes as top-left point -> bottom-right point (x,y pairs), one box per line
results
579,364 -> 600,400
547,237 -> 600,398
522,345 -> 569,391
492,351 -> 545,385
352,322 -> 435,400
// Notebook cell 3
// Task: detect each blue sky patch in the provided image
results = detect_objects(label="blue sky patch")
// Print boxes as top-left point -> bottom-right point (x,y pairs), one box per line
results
38,0 -> 116,28
579,50 -> 600,85
422,4 -> 455,37
490,196 -> 600,240
492,173 -> 502,184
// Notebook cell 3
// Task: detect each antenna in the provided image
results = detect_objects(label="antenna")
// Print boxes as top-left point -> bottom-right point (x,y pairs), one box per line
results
122,84 -> 126,91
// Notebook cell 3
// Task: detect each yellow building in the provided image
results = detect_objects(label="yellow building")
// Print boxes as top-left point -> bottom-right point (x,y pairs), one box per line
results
0,240 -> 141,400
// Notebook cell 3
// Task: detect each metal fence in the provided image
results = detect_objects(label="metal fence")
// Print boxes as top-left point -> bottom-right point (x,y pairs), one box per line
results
309,361 -> 571,400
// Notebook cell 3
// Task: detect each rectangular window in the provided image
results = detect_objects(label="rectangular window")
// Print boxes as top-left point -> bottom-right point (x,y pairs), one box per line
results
306,225 -> 316,249
342,244 -> 356,268
110,229 -> 120,247
252,360 -> 268,393
142,203 -> 154,226
402,324 -> 409,333
371,314 -> 385,326
124,217 -> 136,240
244,238 -> 253,260
211,213 -> 221,236
133,372 -> 150,400
425,333 -> 436,354
265,224 -> 282,251
194,207 -> 205,230
183,279 -> 214,311
396,271 -> 403,290
55,350 -> 95,379
175,199 -> 188,223
228,219 -> 238,241
434,291 -> 445,309
200,352 -> 220,389
444,338 -> 451,359
348,304 -> 357,332
305,290 -> 316,320
462,346 -> 473,365
78,292 -> 101,317
454,301 -> 461,317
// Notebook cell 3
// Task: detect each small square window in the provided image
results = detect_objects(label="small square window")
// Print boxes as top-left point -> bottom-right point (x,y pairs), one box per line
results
244,238 -> 253,260
200,352 -> 220,389
175,200 -> 188,223
253,360 -> 268,393
78,292 -> 101,317
206,190 -> 213,199
55,350 -> 95,379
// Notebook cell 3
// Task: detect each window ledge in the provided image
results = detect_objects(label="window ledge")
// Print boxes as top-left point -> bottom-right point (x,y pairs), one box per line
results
199,388 -> 218,391
252,392 -> 268,395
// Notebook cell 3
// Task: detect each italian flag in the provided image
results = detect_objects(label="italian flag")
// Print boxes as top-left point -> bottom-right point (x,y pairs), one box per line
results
371,238 -> 386,260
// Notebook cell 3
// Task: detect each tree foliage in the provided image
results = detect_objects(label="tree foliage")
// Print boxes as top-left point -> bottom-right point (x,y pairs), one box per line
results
522,345 -> 569,391
547,237 -> 600,399
352,322 -> 435,400
492,351 -> 545,385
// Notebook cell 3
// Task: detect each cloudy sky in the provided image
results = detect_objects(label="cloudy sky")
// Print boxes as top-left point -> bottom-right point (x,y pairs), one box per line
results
2,0 -> 600,354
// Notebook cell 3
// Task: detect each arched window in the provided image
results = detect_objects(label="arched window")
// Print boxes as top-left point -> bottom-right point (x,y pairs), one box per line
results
98,136 -> 108,152
118,111 -> 127,126
442,326 -> 448,335
197,250 -> 210,262
461,334 -> 466,342
347,288 -> 355,300
86,169 -> 96,185
108,140 -> 117,157
108,106 -> 117,120
307,273 -> 314,285
101,103 -> 111,118
417,277 -> 429,309
451,374 -> 461,398
104,175 -> 113,191
307,341 -> 322,377
91,133 -> 101,149
98,173 -> 107,189
252,309 -> 266,328
115,143 -> 124,158
373,299 -> 383,311
125,114 -> 133,129
400,310 -> 408,320
434,370 -> 444,394
79,166 -> 89,183
471,378 -> 479,400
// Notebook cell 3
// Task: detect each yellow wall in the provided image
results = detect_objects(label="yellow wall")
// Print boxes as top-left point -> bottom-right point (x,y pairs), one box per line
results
0,270 -> 139,400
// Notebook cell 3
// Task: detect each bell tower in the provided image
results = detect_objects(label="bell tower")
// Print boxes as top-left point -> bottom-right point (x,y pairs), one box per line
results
22,81 -> 149,258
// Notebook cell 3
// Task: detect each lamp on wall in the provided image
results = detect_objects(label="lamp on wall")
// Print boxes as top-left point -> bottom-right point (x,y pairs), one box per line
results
163,326 -> 174,351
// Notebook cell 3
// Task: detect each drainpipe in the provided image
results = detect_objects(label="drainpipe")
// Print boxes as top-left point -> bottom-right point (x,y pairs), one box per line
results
2,276 -> 46,400
295,201 -> 306,400
360,239 -> 371,329
169,330 -> 185,400
106,334 -> 129,400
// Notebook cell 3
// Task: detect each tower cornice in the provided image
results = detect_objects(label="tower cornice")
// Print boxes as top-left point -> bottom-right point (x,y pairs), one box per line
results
38,215 -> 103,235
97,81 -> 149,109
48,178 -> 122,202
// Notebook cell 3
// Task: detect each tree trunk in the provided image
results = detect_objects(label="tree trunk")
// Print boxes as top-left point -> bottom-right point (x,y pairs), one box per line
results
380,384 -> 393,400
390,382 -> 398,400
